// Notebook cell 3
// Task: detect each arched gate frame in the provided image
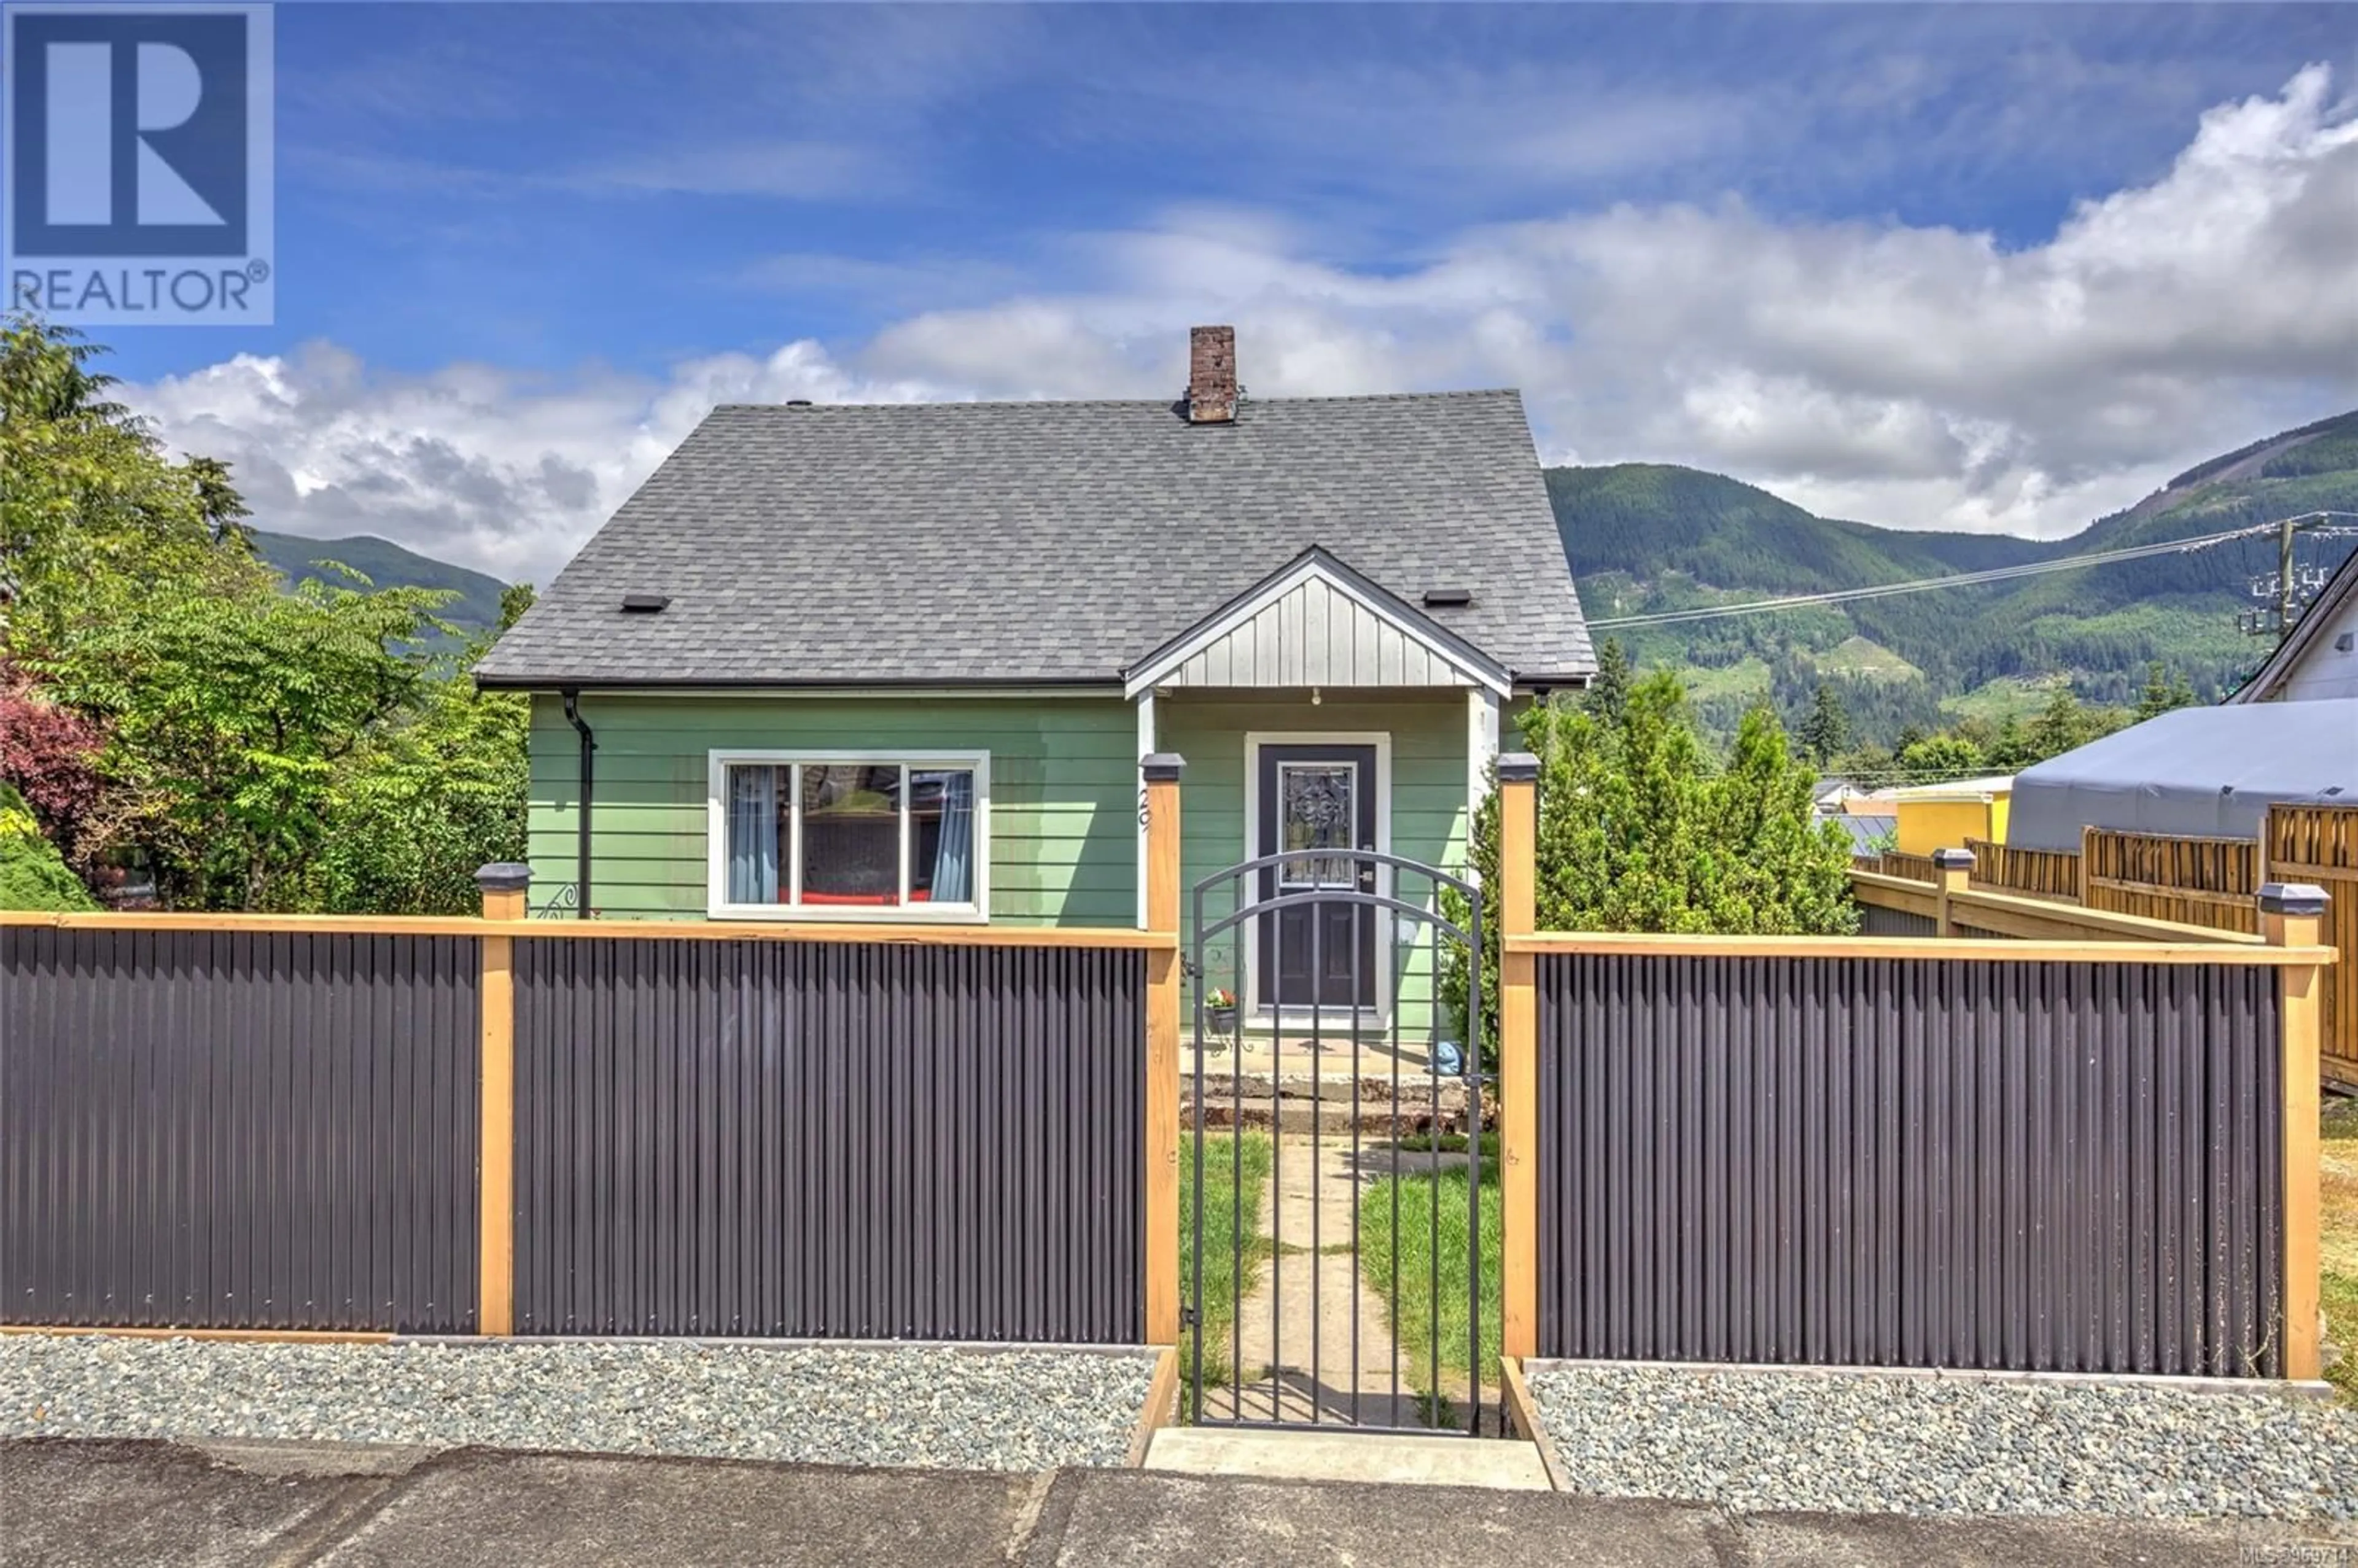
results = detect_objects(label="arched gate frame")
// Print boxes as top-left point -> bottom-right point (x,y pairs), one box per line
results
1186,847 -> 1489,1435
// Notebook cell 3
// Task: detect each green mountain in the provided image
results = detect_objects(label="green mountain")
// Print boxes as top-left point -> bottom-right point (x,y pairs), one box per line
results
251,530 -> 510,634
1551,410 -> 2358,745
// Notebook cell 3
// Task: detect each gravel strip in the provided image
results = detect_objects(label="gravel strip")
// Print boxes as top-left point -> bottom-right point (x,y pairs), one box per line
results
0,1337 -> 1156,1472
1527,1363 -> 2358,1521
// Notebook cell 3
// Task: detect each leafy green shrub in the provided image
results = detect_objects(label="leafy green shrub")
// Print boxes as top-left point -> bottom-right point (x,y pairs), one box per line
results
0,782 -> 95,910
1443,672 -> 1856,1060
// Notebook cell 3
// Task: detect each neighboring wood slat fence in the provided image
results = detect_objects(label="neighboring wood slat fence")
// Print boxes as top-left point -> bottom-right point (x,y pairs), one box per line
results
1965,837 -> 2080,902
2083,828 -> 2263,934
2271,806 -> 2358,1089
1852,863 -> 2263,950
1855,849 -> 1937,884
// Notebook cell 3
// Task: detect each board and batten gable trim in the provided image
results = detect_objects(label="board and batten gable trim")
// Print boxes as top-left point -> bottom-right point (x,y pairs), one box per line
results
704,748 -> 993,924
1122,549 -> 1511,699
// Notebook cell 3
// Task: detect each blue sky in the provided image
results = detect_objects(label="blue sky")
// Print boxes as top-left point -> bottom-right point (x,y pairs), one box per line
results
89,3 -> 2358,581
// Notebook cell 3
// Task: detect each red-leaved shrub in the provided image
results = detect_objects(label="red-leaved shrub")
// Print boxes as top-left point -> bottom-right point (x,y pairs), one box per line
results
0,677 -> 106,854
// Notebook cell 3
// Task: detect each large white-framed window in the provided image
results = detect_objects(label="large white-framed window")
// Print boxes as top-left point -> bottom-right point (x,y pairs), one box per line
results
706,750 -> 990,922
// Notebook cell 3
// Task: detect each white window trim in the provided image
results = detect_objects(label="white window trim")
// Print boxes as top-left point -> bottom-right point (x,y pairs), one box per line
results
706,748 -> 991,923
1239,731 -> 1393,1027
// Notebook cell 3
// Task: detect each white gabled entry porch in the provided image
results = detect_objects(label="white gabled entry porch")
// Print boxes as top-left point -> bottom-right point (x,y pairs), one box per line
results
1124,548 -> 1505,1032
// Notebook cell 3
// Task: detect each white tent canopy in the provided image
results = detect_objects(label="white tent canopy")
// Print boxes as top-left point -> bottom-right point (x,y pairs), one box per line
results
2007,699 -> 2358,853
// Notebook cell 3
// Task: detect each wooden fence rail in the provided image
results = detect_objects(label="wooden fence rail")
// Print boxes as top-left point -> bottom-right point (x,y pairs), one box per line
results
1852,861 -> 2263,949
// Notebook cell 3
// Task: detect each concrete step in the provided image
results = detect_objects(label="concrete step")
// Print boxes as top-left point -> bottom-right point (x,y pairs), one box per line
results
1143,1427 -> 1553,1491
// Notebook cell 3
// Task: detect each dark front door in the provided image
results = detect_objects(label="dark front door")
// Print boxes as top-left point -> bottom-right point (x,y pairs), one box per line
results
1255,744 -> 1378,1011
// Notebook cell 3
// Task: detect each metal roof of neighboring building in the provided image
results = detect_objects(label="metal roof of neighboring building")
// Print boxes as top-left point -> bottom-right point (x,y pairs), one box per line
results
475,390 -> 1593,689
2007,698 -> 2358,850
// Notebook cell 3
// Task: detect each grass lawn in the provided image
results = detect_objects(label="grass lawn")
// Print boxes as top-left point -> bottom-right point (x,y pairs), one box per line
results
1358,1164 -> 1501,1394
2323,1095 -> 2357,1404
1178,1131 -> 1273,1392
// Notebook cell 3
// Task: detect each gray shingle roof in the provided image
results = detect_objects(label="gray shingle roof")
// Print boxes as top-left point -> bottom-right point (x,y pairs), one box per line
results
475,390 -> 1593,688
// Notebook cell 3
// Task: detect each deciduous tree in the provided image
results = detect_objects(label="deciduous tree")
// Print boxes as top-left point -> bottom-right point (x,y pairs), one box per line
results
30,572 -> 452,909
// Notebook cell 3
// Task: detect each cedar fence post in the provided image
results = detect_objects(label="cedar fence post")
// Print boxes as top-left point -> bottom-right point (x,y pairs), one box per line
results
475,862 -> 530,1337
1498,753 -> 1539,1362
1932,847 -> 1975,937
2260,880 -> 2328,1381
1142,754 -> 1185,1346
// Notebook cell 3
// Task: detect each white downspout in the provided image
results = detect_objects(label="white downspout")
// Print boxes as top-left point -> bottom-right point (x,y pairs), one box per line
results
1468,688 -> 1501,880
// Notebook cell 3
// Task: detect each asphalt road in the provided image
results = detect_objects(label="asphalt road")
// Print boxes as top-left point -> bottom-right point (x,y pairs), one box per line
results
4,1437 -> 2352,1567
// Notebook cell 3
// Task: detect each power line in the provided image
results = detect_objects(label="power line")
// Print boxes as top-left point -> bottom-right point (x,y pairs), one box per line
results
1588,511 -> 2358,631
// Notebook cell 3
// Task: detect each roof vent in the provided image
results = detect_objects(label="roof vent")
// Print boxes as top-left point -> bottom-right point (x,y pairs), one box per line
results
785,398 -> 813,407
620,593 -> 671,614
1422,587 -> 1473,608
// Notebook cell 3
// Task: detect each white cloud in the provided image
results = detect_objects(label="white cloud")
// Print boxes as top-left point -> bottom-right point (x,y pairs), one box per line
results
134,343 -> 944,585
130,68 -> 2358,584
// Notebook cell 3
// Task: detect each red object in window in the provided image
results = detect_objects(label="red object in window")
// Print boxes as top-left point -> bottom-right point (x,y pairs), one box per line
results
798,890 -> 933,906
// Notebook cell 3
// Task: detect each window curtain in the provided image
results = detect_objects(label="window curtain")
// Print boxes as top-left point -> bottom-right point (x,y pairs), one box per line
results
728,766 -> 781,902
930,771 -> 975,904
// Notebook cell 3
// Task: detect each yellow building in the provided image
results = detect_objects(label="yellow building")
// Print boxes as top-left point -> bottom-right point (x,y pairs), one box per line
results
1890,775 -> 2014,857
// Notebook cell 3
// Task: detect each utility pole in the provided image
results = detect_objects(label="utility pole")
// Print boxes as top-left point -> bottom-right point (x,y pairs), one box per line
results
2277,511 -> 2295,641
2241,510 -> 2358,645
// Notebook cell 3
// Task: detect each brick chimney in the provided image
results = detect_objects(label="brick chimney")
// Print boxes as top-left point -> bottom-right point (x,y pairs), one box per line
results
1187,325 -> 1237,424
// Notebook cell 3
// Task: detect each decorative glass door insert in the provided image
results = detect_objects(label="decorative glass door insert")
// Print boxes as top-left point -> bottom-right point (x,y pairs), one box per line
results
1278,764 -> 1356,888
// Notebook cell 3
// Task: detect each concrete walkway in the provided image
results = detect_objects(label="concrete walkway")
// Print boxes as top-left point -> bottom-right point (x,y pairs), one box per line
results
1145,1427 -> 1551,1490
9,1437 -> 2353,1567
1199,1130 -> 1495,1432
1198,1133 -> 1444,1429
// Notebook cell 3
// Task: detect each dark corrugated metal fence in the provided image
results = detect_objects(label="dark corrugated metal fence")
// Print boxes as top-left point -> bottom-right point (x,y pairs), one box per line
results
512,939 -> 1145,1343
1858,905 -> 1937,937
1538,953 -> 2284,1376
1,927 -> 480,1332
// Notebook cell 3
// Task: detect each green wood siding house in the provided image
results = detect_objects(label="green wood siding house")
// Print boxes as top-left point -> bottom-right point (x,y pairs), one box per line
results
477,327 -> 1593,1026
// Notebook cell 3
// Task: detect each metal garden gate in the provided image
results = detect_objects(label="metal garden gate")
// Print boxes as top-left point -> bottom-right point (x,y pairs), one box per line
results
1186,847 -> 1490,1434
